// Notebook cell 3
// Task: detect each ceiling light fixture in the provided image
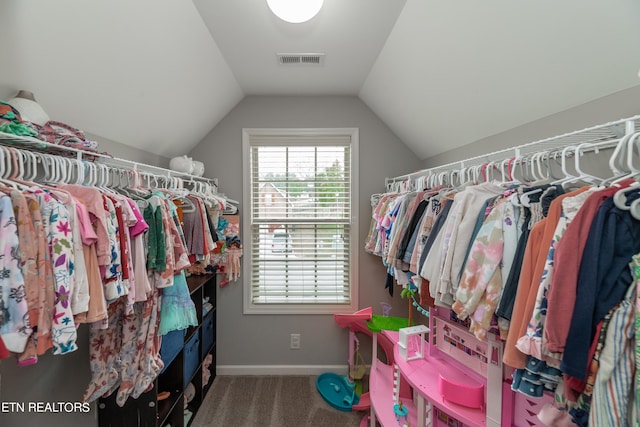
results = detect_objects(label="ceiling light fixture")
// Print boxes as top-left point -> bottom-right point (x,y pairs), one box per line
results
266,0 -> 324,24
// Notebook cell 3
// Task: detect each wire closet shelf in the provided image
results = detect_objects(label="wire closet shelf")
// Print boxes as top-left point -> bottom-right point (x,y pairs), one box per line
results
385,115 -> 640,192
0,131 -> 218,190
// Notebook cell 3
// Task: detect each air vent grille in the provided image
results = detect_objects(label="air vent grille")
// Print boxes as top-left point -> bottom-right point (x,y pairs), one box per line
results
277,53 -> 325,66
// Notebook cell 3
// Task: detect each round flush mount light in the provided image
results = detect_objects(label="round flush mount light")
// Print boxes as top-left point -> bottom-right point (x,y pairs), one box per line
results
267,0 -> 324,24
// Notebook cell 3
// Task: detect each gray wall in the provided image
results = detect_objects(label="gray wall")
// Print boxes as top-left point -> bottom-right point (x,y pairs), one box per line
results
0,142 -> 168,427
86,132 -> 171,168
423,85 -> 640,168
188,95 -> 423,369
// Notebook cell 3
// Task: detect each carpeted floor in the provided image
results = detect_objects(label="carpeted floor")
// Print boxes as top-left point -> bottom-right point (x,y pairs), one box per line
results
191,375 -> 365,427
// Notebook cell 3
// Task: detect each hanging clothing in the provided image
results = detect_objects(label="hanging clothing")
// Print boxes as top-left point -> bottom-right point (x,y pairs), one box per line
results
544,179 -> 637,354
452,195 -> 519,340
28,187 -> 78,355
516,188 -> 596,364
0,195 -> 30,353
561,193 -> 640,380
158,271 -> 197,335
588,282 -> 637,427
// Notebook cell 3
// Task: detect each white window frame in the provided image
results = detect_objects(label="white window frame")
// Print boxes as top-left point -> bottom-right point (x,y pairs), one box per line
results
242,128 -> 359,314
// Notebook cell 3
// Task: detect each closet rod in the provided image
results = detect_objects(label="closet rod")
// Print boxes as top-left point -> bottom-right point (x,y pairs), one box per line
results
385,115 -> 640,190
97,156 -> 218,188
0,131 -> 217,188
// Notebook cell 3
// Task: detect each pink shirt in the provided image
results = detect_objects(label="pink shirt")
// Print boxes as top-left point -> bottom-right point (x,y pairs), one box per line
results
57,184 -> 110,267
74,196 -> 98,246
127,198 -> 149,237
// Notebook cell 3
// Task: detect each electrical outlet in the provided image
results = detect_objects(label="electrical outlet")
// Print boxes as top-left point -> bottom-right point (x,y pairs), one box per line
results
290,333 -> 301,349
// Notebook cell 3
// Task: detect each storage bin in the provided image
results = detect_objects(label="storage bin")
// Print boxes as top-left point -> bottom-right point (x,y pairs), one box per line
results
201,311 -> 215,358
183,332 -> 200,388
160,328 -> 185,372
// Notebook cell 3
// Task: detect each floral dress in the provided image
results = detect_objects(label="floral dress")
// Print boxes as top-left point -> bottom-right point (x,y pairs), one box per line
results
28,188 -> 78,355
0,195 -> 30,353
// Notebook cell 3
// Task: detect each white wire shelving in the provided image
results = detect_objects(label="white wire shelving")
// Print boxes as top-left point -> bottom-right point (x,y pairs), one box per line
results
385,115 -> 640,192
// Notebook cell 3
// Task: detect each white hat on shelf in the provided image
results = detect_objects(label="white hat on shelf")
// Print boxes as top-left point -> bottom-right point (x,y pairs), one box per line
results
7,90 -> 50,126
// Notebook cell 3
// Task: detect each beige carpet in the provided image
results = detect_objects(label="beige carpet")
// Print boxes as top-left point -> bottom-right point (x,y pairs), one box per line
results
191,376 -> 365,427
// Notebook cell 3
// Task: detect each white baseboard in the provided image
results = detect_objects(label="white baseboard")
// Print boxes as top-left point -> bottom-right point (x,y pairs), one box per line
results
217,364 -> 350,376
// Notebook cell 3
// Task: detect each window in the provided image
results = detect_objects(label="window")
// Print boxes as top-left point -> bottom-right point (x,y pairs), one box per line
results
242,128 -> 359,314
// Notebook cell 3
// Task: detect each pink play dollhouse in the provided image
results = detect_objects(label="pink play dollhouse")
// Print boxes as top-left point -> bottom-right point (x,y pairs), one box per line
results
367,306 -> 554,427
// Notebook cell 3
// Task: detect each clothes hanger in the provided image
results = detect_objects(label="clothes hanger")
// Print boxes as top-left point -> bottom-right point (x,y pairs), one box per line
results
94,163 -> 108,192
516,154 -> 549,207
54,157 -> 68,184
510,156 -> 524,183
480,161 -> 498,184
601,131 -> 639,187
1,147 -> 24,191
629,191 -> 640,220
525,156 -> 540,183
0,146 -> 19,191
612,132 -> 640,210
422,172 -> 433,191
465,165 -> 476,185
624,130 -> 640,177
3,148 -> 51,192
58,157 -> 69,183
180,181 -> 197,213
74,158 -> 84,185
543,144 -> 589,190
489,161 -> 499,182
202,180 -> 222,208
448,169 -> 459,187
613,181 -> 640,210
45,155 -> 61,184
530,152 -> 544,182
22,150 -> 39,183
508,155 -> 532,207
480,162 -> 489,183
84,161 -> 95,186
487,157 -> 513,196
537,151 -> 557,181
112,168 -> 134,196
30,151 -> 42,182
10,149 -> 35,190
38,152 -> 53,183
98,163 -> 122,196
172,176 -> 189,200
112,168 -> 124,190
420,175 -> 429,191
549,145 -> 577,187
155,174 -> 181,200
522,156 -> 539,183
498,158 -> 511,184
475,164 -> 483,184
561,143 -> 604,187
126,169 -> 152,198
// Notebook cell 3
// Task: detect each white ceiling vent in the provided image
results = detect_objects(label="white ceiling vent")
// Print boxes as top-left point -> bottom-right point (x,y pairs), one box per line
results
277,53 -> 325,66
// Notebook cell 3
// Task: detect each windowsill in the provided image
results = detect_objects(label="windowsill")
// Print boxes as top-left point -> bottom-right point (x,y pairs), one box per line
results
243,302 -> 358,315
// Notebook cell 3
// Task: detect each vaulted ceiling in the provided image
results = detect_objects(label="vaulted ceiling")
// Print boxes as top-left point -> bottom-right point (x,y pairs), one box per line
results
1,0 -> 638,160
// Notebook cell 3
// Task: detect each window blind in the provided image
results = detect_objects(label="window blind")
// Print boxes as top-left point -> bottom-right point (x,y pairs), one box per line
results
248,135 -> 352,305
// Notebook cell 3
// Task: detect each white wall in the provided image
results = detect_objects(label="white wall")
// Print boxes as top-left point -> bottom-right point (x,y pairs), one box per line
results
188,95 -> 423,370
